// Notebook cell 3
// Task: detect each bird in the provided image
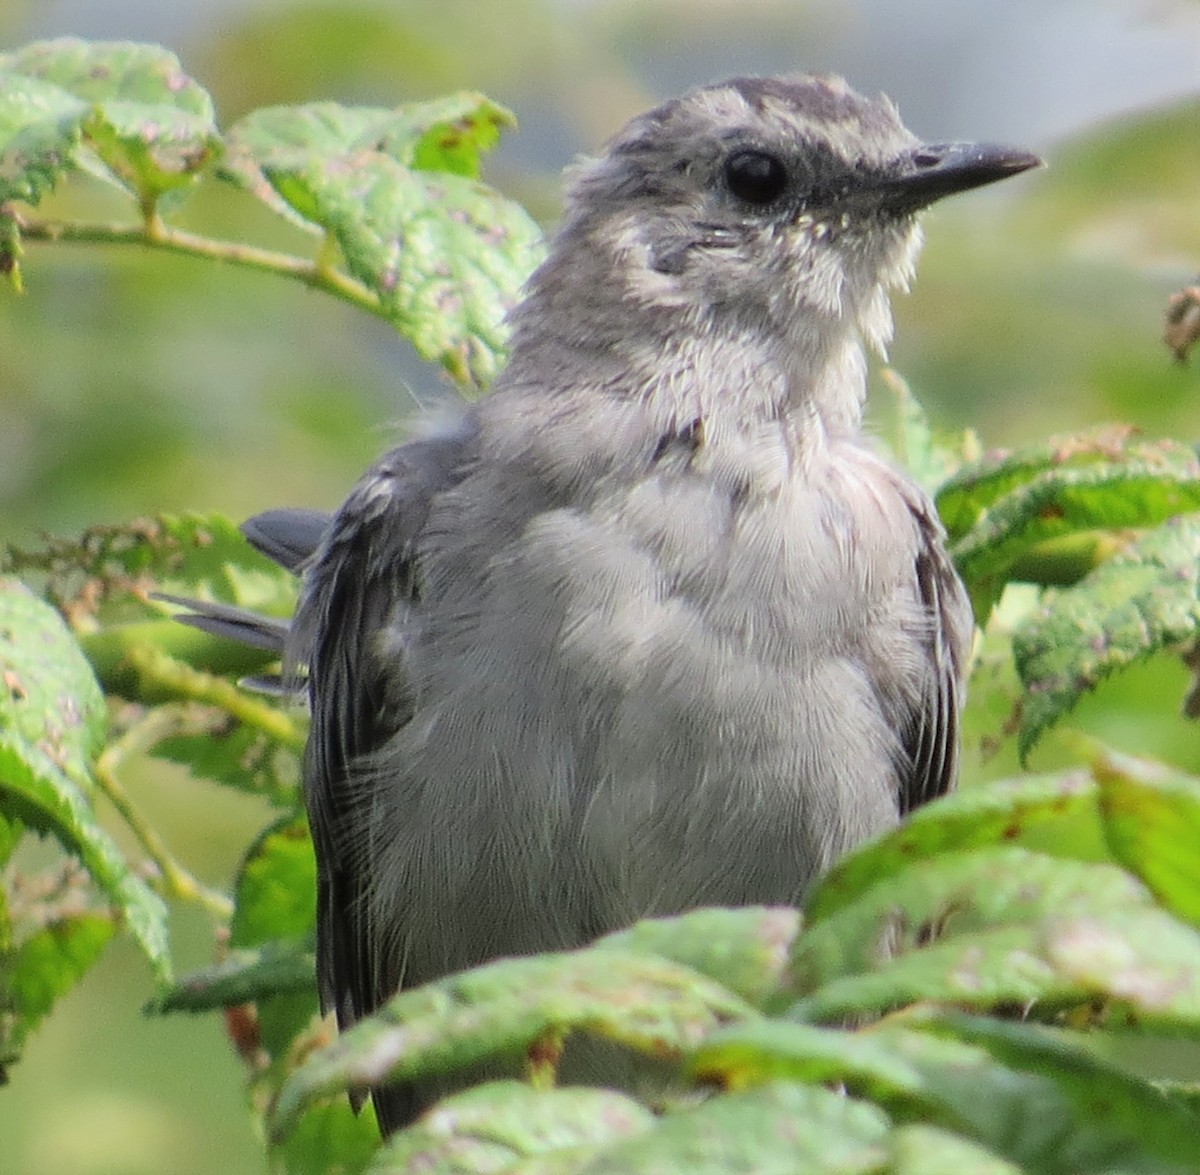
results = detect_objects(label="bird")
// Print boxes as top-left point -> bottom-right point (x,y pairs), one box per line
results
172,73 -> 1039,1133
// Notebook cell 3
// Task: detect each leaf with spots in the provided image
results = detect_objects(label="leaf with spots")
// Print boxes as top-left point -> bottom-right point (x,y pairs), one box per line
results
264,151 -> 544,387
789,843 -> 1200,1030
372,1082 -> 654,1175
0,577 -> 169,980
0,39 -> 219,205
804,770 -> 1108,927
0,71 -> 87,206
218,95 -> 543,386
693,1015 -> 1200,1174
550,1081 -> 890,1175
270,947 -> 754,1138
940,431 -> 1200,615
1013,513 -> 1200,758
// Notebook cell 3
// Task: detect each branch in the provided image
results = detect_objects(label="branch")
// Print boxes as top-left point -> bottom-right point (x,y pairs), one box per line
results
91,707 -> 234,919
7,207 -> 382,319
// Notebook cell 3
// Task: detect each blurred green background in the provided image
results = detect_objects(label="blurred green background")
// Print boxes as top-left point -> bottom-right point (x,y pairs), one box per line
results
2,1 -> 1200,1171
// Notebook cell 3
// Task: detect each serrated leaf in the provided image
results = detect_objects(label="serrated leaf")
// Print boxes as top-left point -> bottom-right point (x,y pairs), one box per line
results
790,845 -> 1200,1028
373,92 -> 516,177
220,102 -> 397,228
1013,513 -> 1200,757
0,39 -> 212,113
0,579 -> 169,980
0,39 -> 217,205
154,722 -> 299,803
0,71 -> 87,205
222,93 -> 514,214
265,152 -> 544,386
946,434 -> 1200,610
2,912 -> 114,1053
145,941 -> 315,1014
0,577 -> 106,767
271,947 -> 753,1139
598,906 -> 799,1009
927,1013 -> 1200,1173
218,95 -> 542,385
936,425 -> 1166,539
1092,751 -> 1200,930
805,771 -> 1105,926
371,1082 -> 653,1175
578,1080 -> 889,1175
696,1015 -> 1199,1174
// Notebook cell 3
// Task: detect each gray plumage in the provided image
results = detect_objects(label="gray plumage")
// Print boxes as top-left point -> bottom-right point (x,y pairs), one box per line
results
225,74 -> 1037,1132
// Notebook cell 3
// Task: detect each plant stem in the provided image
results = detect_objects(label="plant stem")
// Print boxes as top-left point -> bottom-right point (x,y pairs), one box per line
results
93,708 -> 234,919
125,642 -> 306,751
9,208 -> 381,318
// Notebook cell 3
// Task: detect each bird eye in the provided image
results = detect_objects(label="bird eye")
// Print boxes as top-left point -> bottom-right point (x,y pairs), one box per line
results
724,149 -> 789,204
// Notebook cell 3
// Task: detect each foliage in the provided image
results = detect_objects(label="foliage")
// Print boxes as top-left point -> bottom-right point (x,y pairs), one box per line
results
2,36 -> 1200,1175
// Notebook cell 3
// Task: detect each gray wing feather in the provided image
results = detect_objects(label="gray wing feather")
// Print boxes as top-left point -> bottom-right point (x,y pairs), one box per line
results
242,507 -> 330,573
898,490 -> 973,814
289,427 -> 474,1043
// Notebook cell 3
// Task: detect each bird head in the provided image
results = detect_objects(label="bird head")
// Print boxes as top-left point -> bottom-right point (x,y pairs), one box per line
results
542,75 -> 1039,362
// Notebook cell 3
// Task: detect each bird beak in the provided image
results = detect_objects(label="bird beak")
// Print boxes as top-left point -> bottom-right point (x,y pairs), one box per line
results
885,142 -> 1042,210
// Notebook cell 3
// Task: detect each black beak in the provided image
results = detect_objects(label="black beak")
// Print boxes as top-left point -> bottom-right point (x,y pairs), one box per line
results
885,142 -> 1042,211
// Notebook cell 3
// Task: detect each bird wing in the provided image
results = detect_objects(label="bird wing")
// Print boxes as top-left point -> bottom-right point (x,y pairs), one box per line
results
897,485 -> 973,814
289,426 -> 474,1035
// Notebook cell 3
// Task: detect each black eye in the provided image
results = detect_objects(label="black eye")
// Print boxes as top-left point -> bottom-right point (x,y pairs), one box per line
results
724,149 -> 789,204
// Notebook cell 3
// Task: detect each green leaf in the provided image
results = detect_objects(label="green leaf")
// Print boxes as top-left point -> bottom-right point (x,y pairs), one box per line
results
576,1080 -> 889,1175
7,513 -> 301,694
2,912 -> 114,1054
228,815 -> 318,1058
936,426 -> 1189,541
0,71 -> 87,205
154,723 -> 299,804
0,577 -> 106,768
222,93 -> 515,208
230,816 -> 316,950
0,39 -> 218,205
219,94 -> 543,387
944,432 -> 1200,614
0,39 -> 212,113
0,577 -> 169,980
790,844 -> 1200,1027
696,1015 -> 1200,1174
145,942 -> 315,1014
220,102 -> 399,229
885,1125 -> 1021,1175
372,1082 -> 653,1175
274,1100 -> 380,1175
82,101 -> 218,202
928,1013 -> 1200,1173
1092,750 -> 1200,930
598,906 -> 800,1009
372,92 -> 516,177
804,770 -> 1106,925
1013,513 -> 1200,757
271,947 -> 753,1139
265,152 -> 544,387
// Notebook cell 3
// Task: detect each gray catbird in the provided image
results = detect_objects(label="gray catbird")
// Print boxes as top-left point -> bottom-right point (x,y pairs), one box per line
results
172,74 -> 1038,1132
